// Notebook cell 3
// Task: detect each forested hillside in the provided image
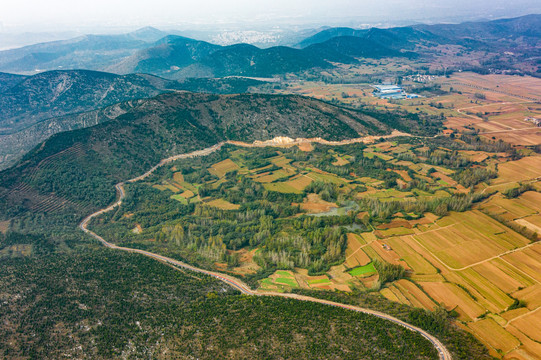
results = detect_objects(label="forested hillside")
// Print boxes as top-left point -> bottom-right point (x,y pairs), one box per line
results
0,243 -> 441,359
0,71 -> 266,170
1,92 -> 413,218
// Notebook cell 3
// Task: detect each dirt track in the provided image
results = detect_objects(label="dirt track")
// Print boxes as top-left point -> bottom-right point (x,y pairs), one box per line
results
79,135 -> 452,360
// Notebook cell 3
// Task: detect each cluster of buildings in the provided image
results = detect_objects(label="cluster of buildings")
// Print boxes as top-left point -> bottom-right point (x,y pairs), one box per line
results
372,84 -> 420,100
403,74 -> 439,83
525,117 -> 541,127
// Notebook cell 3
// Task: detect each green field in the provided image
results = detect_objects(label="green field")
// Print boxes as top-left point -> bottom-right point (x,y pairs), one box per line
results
277,270 -> 294,277
171,194 -> 188,204
349,263 -> 377,277
275,277 -> 299,287
307,278 -> 332,285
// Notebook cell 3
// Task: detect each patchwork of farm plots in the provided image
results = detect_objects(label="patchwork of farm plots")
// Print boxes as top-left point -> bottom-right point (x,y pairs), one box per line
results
371,156 -> 541,359
152,142 -> 469,207
265,71 -> 541,358
435,73 -> 541,146
277,72 -> 541,147
99,139 -> 541,360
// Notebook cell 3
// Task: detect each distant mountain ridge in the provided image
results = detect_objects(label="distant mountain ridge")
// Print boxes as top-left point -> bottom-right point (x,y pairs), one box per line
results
298,14 -> 541,51
297,26 -> 444,49
0,27 -> 170,74
108,36 -> 378,79
1,15 -> 538,78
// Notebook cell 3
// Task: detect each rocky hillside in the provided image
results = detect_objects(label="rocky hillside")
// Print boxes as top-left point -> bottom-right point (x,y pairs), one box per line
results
0,70 -> 170,134
0,101 -> 143,170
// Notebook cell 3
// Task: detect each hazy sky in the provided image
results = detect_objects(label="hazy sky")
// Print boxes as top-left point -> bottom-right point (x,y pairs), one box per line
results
2,0 -> 541,32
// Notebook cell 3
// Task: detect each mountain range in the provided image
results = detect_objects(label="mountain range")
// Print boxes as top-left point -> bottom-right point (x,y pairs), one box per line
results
3,15 -> 538,79
298,14 -> 541,49
0,27 -> 170,74
0,14 -> 539,171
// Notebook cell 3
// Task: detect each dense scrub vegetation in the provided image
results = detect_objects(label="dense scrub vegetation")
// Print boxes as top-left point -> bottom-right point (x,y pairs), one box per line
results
0,246 -> 440,360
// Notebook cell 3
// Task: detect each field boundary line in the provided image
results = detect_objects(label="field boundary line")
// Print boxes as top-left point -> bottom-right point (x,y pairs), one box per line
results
505,305 -> 541,326
79,136 -> 452,360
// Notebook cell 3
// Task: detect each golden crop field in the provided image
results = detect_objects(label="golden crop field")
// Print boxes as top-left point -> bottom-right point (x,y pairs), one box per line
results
493,156 -> 541,184
421,282 -> 486,320
412,211 -> 530,269
391,279 -> 437,310
208,158 -> 240,177
468,318 -> 521,355
378,191 -> 541,358
344,233 -> 371,268
509,309 -> 541,343
205,198 -> 240,210
385,236 -> 440,274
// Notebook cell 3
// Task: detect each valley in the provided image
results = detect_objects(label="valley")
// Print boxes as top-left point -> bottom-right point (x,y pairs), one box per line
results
2,70 -> 540,360
1,11 -> 541,360
87,128 -> 541,359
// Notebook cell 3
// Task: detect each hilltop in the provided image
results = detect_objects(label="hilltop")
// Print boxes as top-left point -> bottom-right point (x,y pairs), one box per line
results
0,70 -> 267,169
1,92 -> 415,217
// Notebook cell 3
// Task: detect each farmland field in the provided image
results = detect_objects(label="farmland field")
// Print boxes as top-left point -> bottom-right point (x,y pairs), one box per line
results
420,282 -> 485,320
345,233 -> 371,268
208,159 -> 240,177
492,156 -> 541,184
89,124 -> 541,359
509,310 -> 541,343
349,263 -> 376,277
412,211 -> 530,269
205,198 -> 240,210
468,318 -> 521,355
259,270 -> 299,291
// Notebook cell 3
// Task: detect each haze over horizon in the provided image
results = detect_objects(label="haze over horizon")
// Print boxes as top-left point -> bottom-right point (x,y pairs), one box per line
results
2,0 -> 541,34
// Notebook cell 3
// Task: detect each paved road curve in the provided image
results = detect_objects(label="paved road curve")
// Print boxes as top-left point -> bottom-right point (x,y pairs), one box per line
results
79,139 -> 452,360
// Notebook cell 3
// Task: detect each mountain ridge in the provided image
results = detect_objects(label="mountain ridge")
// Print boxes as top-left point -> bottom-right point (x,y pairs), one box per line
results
297,14 -> 541,51
0,69 -> 268,169
1,14 -> 539,78
1,91 -> 426,218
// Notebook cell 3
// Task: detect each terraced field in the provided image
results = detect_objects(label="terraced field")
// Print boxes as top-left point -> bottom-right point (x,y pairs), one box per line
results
89,138 -> 541,360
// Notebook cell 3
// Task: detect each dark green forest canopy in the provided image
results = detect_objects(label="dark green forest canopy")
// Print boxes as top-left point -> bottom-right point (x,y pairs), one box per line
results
0,249 -> 440,360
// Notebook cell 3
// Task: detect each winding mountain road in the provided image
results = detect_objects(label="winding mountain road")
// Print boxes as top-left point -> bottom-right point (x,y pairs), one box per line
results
79,136 -> 452,360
